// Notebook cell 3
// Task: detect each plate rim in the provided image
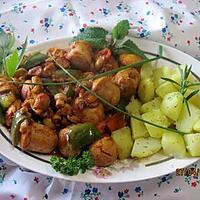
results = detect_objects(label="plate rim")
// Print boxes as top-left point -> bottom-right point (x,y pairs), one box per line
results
0,36 -> 199,183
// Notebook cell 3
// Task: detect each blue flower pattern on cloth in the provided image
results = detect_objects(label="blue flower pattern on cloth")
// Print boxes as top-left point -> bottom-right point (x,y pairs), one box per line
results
0,0 -> 200,199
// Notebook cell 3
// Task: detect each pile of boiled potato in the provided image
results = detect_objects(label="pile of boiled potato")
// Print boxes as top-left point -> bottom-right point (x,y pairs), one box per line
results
111,64 -> 200,161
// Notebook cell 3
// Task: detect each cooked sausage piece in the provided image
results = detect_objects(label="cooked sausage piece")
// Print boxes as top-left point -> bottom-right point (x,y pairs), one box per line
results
58,127 -> 80,158
19,120 -> 58,154
113,68 -> 140,97
80,103 -> 105,125
0,76 -> 19,95
94,48 -> 118,72
66,40 -> 93,71
119,53 -> 143,66
92,77 -> 120,106
90,136 -> 118,166
31,93 -> 50,115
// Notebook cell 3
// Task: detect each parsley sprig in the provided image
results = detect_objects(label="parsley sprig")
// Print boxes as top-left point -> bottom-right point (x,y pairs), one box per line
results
161,65 -> 199,116
50,151 -> 94,176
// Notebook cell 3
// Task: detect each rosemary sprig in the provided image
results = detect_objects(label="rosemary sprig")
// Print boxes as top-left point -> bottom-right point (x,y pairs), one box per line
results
54,56 -> 189,135
161,65 -> 199,116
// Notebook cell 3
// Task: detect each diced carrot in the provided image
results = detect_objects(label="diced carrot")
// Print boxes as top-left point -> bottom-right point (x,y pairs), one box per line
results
106,113 -> 126,132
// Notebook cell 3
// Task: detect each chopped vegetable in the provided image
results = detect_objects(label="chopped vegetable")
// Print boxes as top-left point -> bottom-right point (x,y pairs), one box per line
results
111,127 -> 133,160
138,78 -> 154,103
11,111 -> 30,146
130,117 -> 149,139
131,137 -> 161,158
193,118 -> 200,132
162,131 -> 186,158
153,66 -> 172,88
142,109 -> 170,138
140,97 -> 162,114
50,150 -> 94,175
161,92 -> 183,121
140,63 -> 153,80
69,123 -> 102,151
125,98 -> 141,114
176,102 -> 200,132
155,82 -> 177,98
105,113 -> 126,133
23,52 -> 48,69
0,92 -> 16,109
184,133 -> 200,157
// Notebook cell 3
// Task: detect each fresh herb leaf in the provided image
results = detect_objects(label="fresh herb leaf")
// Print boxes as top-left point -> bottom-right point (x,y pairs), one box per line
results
80,27 -> 108,38
73,27 -> 108,49
0,30 -> 15,53
118,39 -> 147,59
5,49 -> 19,77
186,89 -> 199,101
161,77 -> 180,86
16,36 -> 28,70
0,30 -> 15,73
50,151 -> 94,176
183,98 -> 191,116
112,19 -> 130,40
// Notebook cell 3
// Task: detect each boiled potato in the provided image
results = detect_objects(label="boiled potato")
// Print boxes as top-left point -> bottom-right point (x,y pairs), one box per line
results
169,65 -> 195,88
140,63 -> 153,80
142,109 -> 170,138
138,78 -> 154,103
161,92 -> 183,121
131,137 -> 161,158
155,82 -> 178,98
126,99 -> 149,139
111,127 -> 133,160
131,117 -> 149,139
184,133 -> 200,156
153,66 -> 173,88
162,131 -> 186,158
140,97 -> 162,114
125,98 -> 141,114
193,118 -> 200,132
176,102 -> 200,132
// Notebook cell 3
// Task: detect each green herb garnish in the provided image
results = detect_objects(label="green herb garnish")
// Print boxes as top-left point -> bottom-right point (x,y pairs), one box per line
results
161,64 -> 199,116
50,151 -> 94,176
112,19 -> 130,40
73,27 -> 108,49
0,30 -> 27,77
73,20 -> 146,58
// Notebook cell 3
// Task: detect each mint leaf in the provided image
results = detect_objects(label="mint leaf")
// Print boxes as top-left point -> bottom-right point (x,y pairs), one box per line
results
5,49 -> 19,77
80,27 -> 108,38
73,27 -> 108,49
119,39 -> 147,59
112,20 -> 130,40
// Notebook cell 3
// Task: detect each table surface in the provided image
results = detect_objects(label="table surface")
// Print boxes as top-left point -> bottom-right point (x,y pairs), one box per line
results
1,0 -> 200,199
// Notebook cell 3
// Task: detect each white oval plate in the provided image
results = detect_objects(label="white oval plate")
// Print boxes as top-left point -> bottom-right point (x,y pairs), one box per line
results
0,37 -> 199,183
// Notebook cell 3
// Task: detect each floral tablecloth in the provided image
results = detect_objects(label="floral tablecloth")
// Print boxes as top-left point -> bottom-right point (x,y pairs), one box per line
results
1,0 -> 200,199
